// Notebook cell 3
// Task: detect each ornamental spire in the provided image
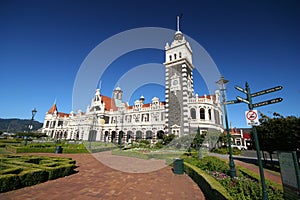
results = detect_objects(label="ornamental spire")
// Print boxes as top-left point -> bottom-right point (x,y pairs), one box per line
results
177,14 -> 183,32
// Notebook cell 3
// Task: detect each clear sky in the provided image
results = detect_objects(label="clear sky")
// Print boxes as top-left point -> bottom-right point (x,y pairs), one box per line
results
1,0 -> 299,128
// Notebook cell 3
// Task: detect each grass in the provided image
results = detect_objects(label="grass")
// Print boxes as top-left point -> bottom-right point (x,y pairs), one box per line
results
0,147 -> 11,154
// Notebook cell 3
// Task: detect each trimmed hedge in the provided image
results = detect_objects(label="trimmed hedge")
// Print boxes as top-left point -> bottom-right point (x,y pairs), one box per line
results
184,162 -> 232,200
0,155 -> 76,193
6,145 -> 88,154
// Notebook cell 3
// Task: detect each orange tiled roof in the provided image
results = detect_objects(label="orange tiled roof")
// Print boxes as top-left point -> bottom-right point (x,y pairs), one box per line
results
48,103 -> 57,114
58,112 -> 70,117
142,103 -> 151,108
101,95 -> 117,111
199,94 -> 216,100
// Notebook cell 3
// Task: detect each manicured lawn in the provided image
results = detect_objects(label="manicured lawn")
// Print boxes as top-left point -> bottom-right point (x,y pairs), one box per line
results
0,148 -> 11,154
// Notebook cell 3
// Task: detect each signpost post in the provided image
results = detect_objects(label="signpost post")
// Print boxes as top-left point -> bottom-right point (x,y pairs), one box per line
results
233,82 -> 283,200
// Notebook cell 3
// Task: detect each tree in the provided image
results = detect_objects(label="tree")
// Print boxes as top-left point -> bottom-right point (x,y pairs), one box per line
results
255,112 -> 300,164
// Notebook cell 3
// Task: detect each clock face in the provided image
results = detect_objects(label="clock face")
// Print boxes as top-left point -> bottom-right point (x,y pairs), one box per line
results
173,80 -> 178,85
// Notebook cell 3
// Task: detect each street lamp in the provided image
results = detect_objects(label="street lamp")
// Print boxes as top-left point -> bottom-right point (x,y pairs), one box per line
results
216,75 -> 236,179
26,108 -> 37,146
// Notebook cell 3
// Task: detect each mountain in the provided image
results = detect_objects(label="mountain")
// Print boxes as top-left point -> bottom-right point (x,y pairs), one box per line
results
0,118 -> 43,133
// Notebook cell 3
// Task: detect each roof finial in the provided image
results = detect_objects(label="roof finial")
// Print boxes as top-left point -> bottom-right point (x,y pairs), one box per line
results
97,79 -> 102,90
177,13 -> 183,32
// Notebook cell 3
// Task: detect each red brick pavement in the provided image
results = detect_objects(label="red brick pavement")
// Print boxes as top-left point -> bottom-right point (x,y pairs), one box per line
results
0,152 -> 206,200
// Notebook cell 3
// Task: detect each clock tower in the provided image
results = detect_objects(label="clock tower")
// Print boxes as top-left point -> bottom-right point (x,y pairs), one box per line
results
164,16 -> 194,136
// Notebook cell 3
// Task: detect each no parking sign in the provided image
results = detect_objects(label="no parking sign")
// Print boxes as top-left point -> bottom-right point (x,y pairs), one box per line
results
245,110 -> 260,126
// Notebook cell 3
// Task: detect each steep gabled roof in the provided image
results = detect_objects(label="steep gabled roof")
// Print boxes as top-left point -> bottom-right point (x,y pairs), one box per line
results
48,103 -> 57,114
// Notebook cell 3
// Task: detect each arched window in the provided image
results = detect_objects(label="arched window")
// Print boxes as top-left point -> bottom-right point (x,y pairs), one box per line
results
169,55 -> 172,61
208,109 -> 212,120
214,110 -> 219,124
200,108 -> 205,119
190,108 -> 196,119
174,54 -> 177,60
179,52 -> 182,58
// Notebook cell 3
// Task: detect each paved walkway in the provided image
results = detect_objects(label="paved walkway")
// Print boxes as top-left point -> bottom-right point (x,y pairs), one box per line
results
0,152 -> 206,200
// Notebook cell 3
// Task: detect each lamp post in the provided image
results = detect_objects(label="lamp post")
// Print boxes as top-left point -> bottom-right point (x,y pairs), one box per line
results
216,75 -> 236,179
26,108 -> 37,146
119,108 -> 125,151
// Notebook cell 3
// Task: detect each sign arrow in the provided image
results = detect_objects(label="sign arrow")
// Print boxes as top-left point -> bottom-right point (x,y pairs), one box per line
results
251,86 -> 283,97
234,85 -> 248,94
224,100 -> 241,105
236,96 -> 250,104
253,97 -> 283,108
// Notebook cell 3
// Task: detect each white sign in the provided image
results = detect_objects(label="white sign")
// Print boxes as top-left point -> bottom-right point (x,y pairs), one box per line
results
245,110 -> 259,126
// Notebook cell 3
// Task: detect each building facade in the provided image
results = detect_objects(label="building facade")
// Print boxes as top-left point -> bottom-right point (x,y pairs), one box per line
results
42,25 -> 224,143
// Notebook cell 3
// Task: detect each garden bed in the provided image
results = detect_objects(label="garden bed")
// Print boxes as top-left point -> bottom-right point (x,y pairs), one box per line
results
183,156 -> 284,199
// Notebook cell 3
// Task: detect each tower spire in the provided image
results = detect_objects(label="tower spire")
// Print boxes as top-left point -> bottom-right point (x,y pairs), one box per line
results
177,14 -> 183,32
177,15 -> 180,32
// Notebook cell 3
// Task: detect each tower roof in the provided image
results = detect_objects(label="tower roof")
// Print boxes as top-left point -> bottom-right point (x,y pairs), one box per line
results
48,103 -> 57,114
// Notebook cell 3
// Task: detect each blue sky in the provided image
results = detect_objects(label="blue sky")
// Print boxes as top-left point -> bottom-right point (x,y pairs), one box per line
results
0,0 -> 299,128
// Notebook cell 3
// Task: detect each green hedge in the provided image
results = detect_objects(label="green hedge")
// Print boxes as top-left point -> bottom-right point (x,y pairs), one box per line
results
6,145 -> 88,154
0,155 -> 76,193
184,162 -> 232,200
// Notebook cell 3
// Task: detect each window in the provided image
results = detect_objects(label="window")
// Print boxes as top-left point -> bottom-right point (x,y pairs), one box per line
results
174,54 -> 177,60
208,109 -> 212,120
214,110 -> 220,124
169,55 -> 172,61
179,52 -> 182,58
200,108 -> 205,119
46,121 -> 49,128
190,108 -> 196,119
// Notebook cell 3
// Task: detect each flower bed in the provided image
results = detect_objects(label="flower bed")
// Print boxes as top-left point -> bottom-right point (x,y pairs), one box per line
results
183,156 -> 284,199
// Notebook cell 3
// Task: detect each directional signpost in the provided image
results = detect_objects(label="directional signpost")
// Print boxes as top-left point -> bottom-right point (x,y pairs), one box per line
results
224,100 -> 240,105
253,97 -> 283,108
233,82 -> 283,200
251,86 -> 283,97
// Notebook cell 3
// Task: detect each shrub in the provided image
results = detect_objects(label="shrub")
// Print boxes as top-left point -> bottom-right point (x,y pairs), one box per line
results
183,155 -> 284,199
211,147 -> 241,155
0,155 -> 76,193
184,162 -> 232,200
183,156 -> 229,174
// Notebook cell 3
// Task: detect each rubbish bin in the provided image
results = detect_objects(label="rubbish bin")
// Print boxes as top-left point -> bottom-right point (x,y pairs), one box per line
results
173,158 -> 184,174
55,146 -> 63,154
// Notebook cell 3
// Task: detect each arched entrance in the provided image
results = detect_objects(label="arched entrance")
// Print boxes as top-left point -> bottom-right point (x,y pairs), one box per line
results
136,130 -> 143,141
146,130 -> 153,141
127,131 -> 133,143
104,131 -> 109,142
111,131 -> 116,143
157,130 -> 165,140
